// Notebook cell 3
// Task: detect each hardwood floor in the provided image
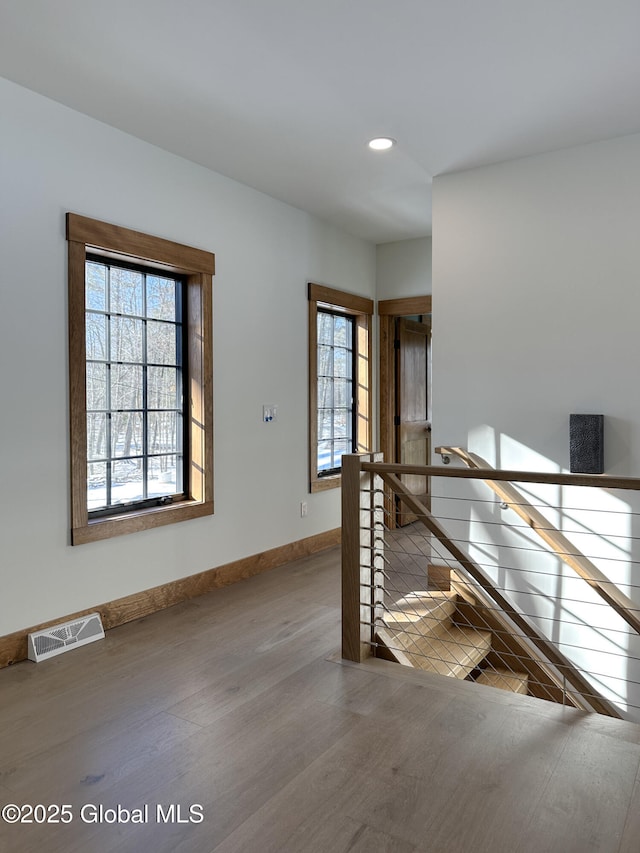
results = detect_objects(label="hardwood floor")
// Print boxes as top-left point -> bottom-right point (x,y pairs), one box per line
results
1,546 -> 640,852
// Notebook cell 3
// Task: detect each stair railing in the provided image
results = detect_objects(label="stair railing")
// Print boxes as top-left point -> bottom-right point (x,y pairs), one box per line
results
342,453 -> 640,719
435,446 -> 640,636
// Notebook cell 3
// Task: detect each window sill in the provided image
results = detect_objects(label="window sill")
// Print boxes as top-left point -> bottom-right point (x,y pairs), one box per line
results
72,499 -> 214,545
310,475 -> 341,494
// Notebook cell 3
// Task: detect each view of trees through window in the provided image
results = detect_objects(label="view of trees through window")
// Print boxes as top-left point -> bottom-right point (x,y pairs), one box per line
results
317,309 -> 355,474
85,258 -> 184,512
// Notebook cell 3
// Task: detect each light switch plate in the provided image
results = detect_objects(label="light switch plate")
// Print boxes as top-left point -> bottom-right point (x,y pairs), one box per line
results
263,404 -> 278,423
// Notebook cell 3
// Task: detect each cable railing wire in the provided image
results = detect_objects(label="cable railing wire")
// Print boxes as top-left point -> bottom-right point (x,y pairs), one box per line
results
372,523 -> 640,595
369,549 -> 640,605
364,500 -> 640,563
360,481 -> 640,519
348,462 -> 640,718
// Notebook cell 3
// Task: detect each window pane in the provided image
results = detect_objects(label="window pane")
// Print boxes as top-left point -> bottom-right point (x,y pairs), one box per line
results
86,362 -> 107,411
111,316 -> 143,362
111,412 -> 143,458
148,455 -> 178,497
147,276 -> 176,321
334,378 -> 351,407
111,364 -> 142,410
86,313 -> 107,360
333,409 -> 350,438
333,346 -> 352,378
318,377 -> 334,408
317,344 -> 332,377
86,262 -> 106,311
333,315 -> 349,346
316,439 -> 352,472
318,410 -> 333,440
148,366 -> 179,409
317,440 -> 333,473
148,411 -> 181,455
333,439 -> 350,460
317,313 -> 333,345
147,320 -> 177,365
87,413 -> 107,461
111,458 -> 144,504
110,267 -> 143,316
87,462 -> 107,510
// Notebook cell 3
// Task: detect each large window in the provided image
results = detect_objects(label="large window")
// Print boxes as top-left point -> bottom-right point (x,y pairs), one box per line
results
308,283 -> 373,492
85,257 -> 186,514
67,214 -> 214,544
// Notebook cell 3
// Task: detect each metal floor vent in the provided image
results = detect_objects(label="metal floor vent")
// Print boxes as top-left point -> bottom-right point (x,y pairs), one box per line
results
28,613 -> 105,662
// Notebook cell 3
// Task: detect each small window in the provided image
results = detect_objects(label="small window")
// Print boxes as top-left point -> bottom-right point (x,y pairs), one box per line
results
67,214 -> 214,544
317,308 -> 356,476
308,283 -> 373,492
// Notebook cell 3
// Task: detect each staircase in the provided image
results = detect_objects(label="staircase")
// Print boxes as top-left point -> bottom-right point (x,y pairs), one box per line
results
341,453 -> 629,717
376,585 -> 530,696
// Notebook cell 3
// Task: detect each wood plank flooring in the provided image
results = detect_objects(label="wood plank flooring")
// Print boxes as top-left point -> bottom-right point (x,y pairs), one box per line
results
1,546 -> 640,852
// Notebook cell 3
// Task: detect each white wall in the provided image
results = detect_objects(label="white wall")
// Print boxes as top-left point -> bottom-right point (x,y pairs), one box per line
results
376,236 -> 431,301
0,78 -> 376,636
432,134 -> 640,475
432,133 -> 640,718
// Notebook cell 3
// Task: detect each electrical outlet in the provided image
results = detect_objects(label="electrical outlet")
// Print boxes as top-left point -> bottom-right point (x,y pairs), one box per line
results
300,501 -> 308,517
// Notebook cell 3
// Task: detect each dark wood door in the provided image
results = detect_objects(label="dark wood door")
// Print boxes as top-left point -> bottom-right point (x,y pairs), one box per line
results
395,318 -> 431,525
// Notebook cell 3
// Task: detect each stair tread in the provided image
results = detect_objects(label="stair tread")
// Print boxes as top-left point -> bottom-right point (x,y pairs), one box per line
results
385,590 -> 456,629
477,667 -> 529,695
375,628 -> 416,668
388,624 -> 492,679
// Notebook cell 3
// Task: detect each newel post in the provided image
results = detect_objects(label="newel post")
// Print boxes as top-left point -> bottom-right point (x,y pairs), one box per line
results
342,453 -> 384,662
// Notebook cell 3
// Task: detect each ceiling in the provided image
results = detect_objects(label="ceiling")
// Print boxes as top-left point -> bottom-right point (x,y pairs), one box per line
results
2,0 -> 640,244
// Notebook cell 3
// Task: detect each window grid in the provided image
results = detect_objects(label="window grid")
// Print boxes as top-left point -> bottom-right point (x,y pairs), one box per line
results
85,257 -> 185,514
317,309 -> 356,476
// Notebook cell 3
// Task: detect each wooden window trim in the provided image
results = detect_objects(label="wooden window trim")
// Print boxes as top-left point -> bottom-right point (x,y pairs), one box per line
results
67,213 -> 214,544
308,282 -> 373,493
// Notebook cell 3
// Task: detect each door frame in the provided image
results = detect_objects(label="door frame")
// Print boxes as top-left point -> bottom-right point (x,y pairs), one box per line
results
378,294 -> 432,528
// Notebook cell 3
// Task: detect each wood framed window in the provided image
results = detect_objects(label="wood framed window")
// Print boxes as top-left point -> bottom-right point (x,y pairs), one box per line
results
67,213 -> 214,544
308,283 -> 373,493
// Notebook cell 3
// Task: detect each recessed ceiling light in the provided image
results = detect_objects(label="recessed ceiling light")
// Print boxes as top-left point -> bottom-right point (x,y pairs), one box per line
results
368,137 -> 396,151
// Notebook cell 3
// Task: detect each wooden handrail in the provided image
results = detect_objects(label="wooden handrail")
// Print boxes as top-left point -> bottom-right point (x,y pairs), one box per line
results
430,446 -> 640,636
362,460 -> 640,491
379,470 -> 623,716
